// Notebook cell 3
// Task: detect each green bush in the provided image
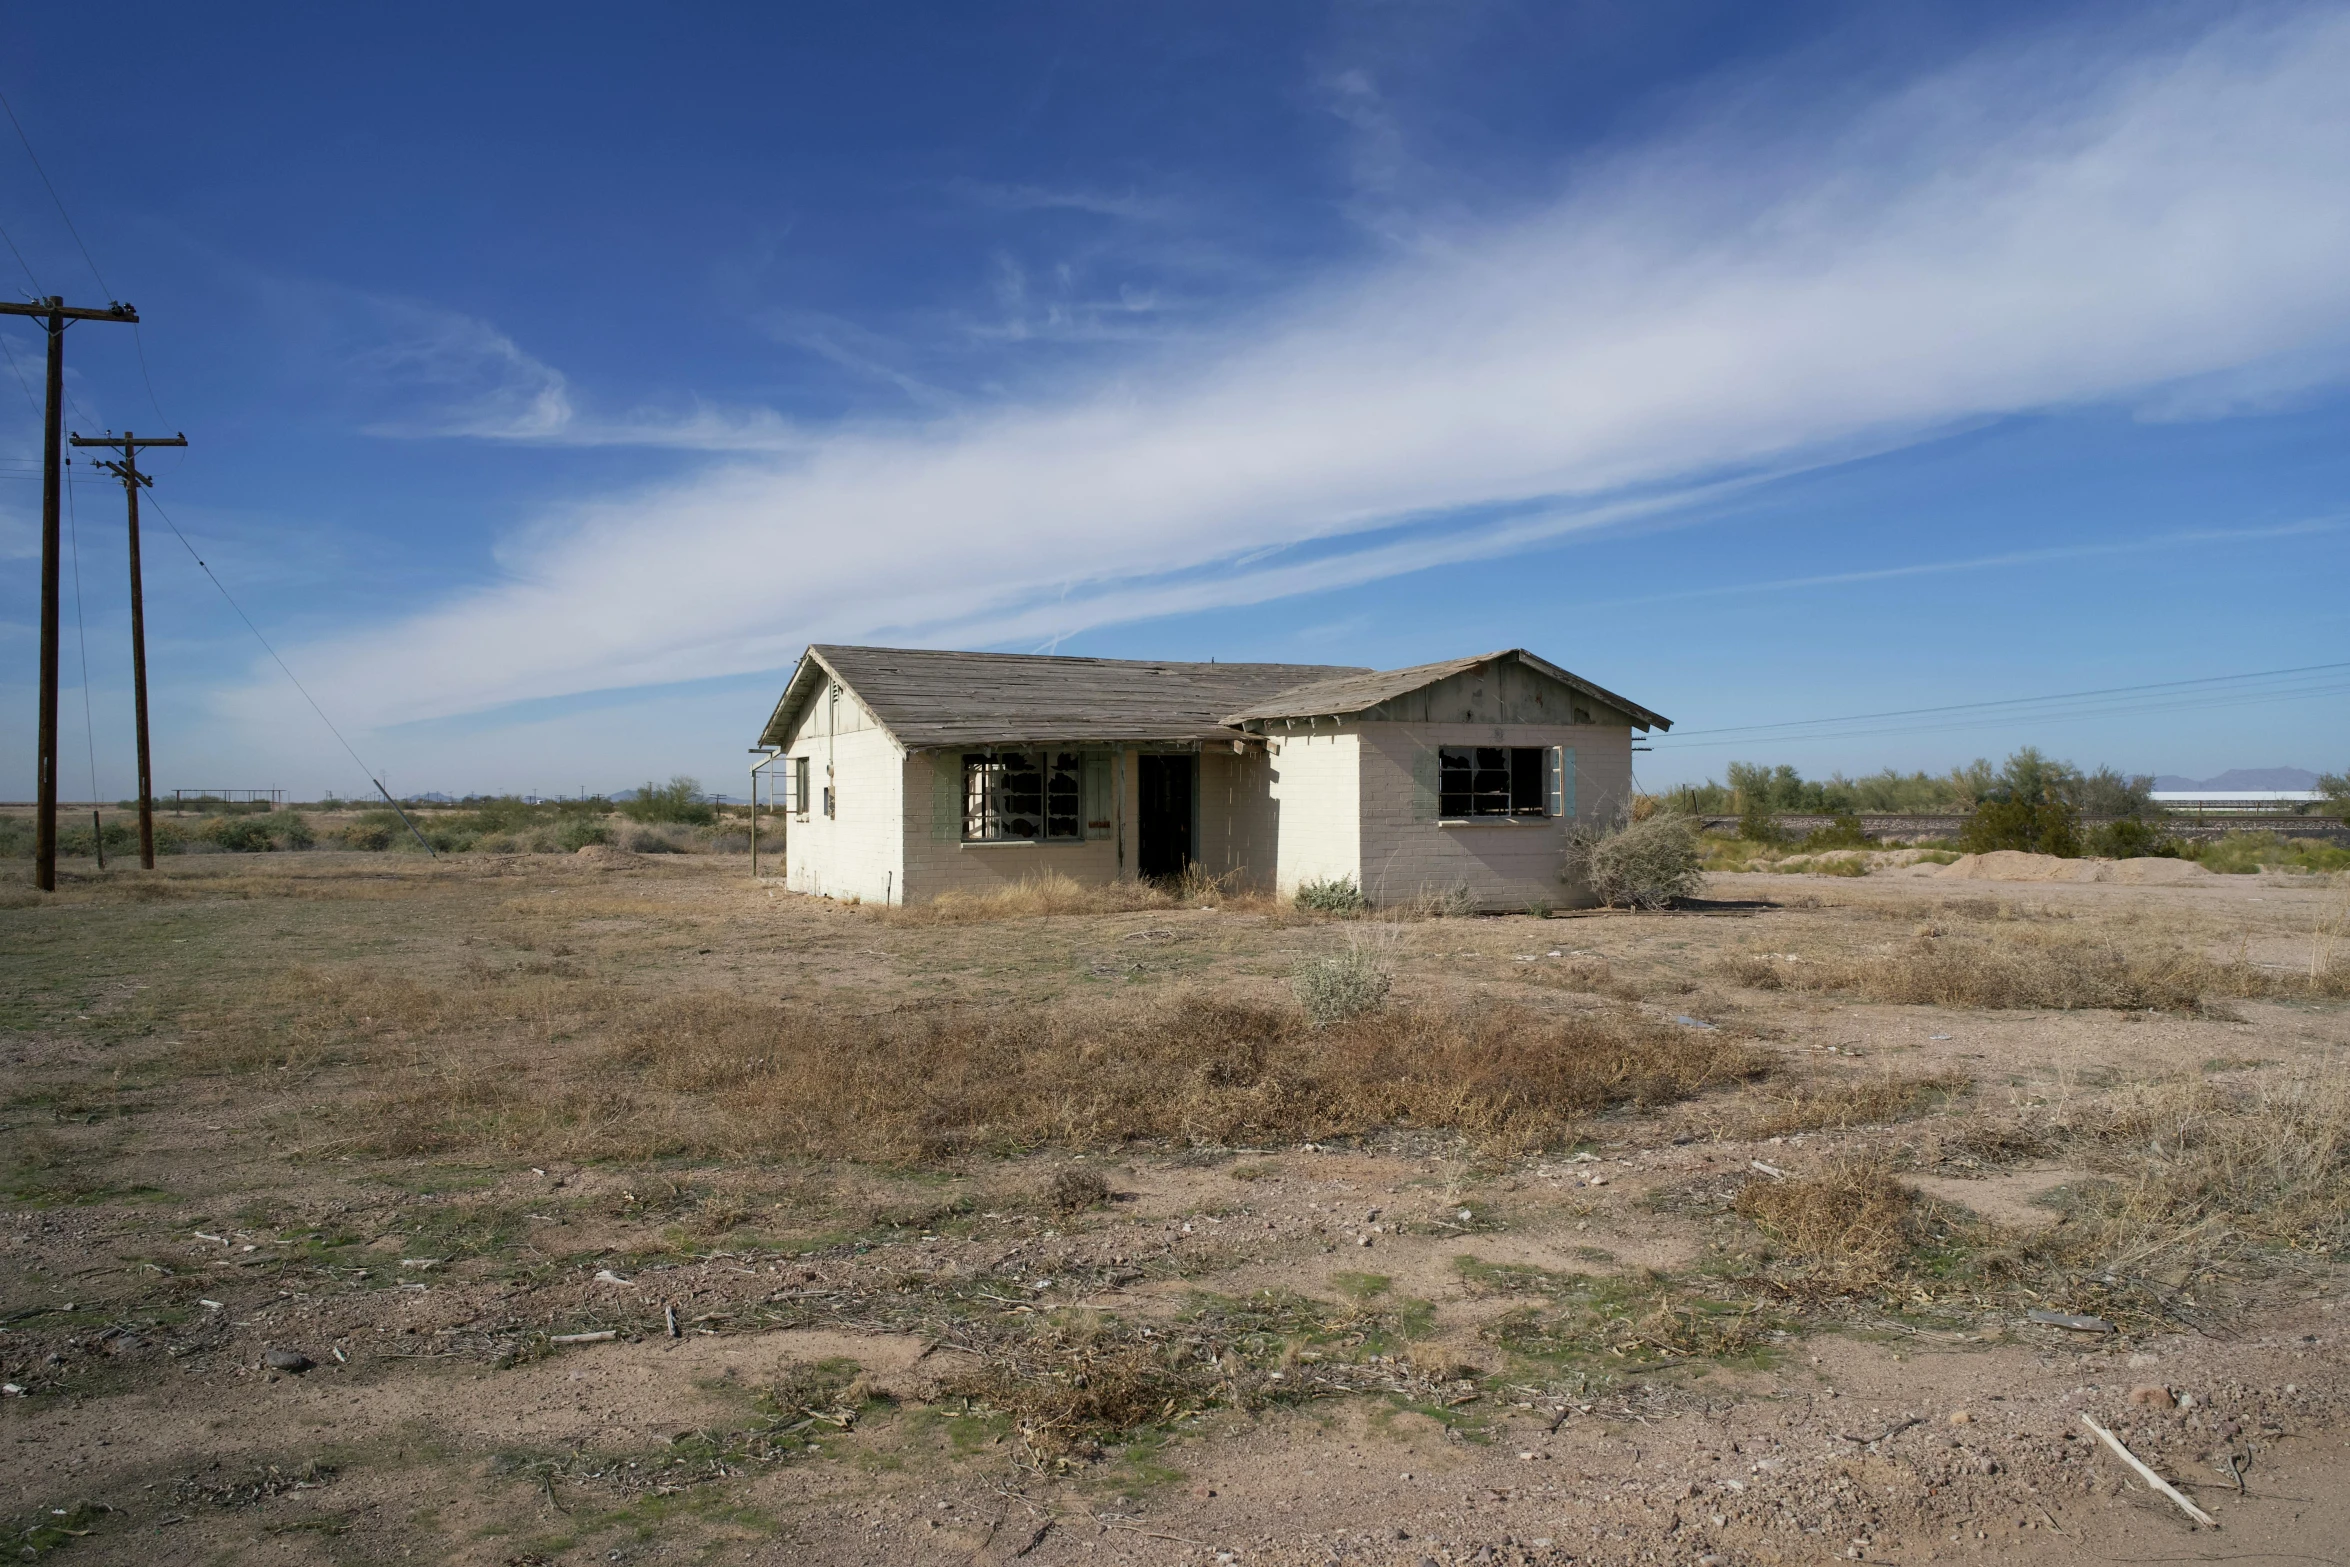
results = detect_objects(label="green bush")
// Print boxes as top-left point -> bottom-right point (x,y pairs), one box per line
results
623,776 -> 716,826
1293,875 -> 1366,914
1800,812 -> 1870,850
2189,832 -> 2350,876
2319,771 -> 2349,824
555,817 -> 611,852
1293,946 -> 1392,1025
341,823 -> 394,851
55,820 -> 139,859
208,817 -> 277,853
2087,818 -> 2184,859
1565,813 -> 1705,910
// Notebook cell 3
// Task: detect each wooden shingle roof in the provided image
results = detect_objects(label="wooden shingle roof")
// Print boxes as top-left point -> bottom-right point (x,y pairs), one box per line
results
1222,648 -> 1671,731
756,645 -> 1367,749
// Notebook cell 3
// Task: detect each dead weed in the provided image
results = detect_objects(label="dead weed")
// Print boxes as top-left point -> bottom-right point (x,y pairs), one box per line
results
1720,925 -> 2348,1012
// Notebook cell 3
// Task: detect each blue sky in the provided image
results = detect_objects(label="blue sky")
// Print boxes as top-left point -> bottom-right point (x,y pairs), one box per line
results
2,0 -> 2345,801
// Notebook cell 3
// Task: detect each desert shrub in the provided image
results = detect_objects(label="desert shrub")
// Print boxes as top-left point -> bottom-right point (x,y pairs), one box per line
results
708,828 -> 751,853
2086,817 -> 2184,859
555,817 -> 611,852
209,816 -> 279,853
1719,926 -> 2348,1011
1293,946 -> 1393,1025
2189,831 -> 2350,876
341,823 -> 394,852
1045,1166 -> 1111,1214
1733,1156 -> 1965,1297
1958,748 -> 2094,856
2319,770 -> 2349,824
1960,793 -> 2079,856
1564,813 -> 1704,910
55,820 -> 139,859
625,826 -> 688,854
1293,875 -> 1366,915
276,812 -> 316,850
1799,813 -> 1870,850
623,776 -> 716,826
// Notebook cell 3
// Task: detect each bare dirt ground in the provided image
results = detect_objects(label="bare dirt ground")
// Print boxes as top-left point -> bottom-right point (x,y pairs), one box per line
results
2,852 -> 2345,1565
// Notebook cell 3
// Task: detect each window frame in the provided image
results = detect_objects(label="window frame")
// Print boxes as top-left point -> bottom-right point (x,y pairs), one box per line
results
1437,745 -> 1564,820
962,750 -> 1088,844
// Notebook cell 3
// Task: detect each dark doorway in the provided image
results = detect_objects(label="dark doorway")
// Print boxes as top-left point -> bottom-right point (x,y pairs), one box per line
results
1137,754 -> 1195,880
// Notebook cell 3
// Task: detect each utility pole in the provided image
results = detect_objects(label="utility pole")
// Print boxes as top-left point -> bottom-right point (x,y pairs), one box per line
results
70,429 -> 184,870
1,297 -> 139,891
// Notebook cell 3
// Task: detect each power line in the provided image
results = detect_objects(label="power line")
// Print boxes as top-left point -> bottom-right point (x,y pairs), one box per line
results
0,213 -> 37,292
0,87 -> 110,298
1653,674 -> 2350,753
65,456 -> 100,807
1657,660 -> 2350,742
138,489 -> 436,855
0,327 -> 38,419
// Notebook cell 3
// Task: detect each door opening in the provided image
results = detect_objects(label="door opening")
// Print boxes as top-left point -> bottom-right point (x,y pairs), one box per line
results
1137,754 -> 1195,880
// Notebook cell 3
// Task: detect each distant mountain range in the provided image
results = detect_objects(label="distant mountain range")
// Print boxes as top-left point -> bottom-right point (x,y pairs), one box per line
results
2151,767 -> 2321,791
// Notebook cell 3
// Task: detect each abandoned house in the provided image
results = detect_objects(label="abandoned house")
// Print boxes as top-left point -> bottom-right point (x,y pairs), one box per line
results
752,645 -> 1670,910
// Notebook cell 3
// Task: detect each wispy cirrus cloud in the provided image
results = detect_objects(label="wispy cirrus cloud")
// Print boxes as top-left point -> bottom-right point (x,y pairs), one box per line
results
231,5 -> 2350,734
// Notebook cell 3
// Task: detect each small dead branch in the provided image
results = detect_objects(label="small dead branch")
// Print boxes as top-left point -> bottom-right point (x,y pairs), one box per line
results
2081,1413 -> 2218,1528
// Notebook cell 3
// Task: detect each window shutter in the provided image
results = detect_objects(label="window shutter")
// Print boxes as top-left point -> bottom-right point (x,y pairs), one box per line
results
1550,747 -> 1574,818
1084,752 -> 1113,837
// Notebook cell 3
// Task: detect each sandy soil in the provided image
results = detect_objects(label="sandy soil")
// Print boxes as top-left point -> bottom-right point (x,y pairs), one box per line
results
1,851 -> 2344,1565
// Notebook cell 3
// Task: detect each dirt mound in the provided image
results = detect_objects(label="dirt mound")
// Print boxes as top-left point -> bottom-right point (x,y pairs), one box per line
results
2100,856 -> 2217,885
1934,851 -> 2100,883
1935,851 -> 2216,885
572,844 -> 640,866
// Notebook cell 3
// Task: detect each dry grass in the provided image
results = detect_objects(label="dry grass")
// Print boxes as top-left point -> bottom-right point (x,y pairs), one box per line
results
1719,925 -> 2350,1012
253,971 -> 1770,1162
2046,1068 -> 2350,1274
876,869 -> 1289,925
1724,1071 -> 1973,1140
1733,1156 -> 1972,1298
879,870 -> 1178,923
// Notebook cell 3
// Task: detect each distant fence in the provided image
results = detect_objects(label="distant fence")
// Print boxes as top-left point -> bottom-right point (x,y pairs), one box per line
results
1696,812 -> 2350,846
172,789 -> 284,811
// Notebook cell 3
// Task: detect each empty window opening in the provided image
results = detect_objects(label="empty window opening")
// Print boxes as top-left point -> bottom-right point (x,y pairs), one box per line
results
1439,746 -> 1559,818
964,752 -> 1085,842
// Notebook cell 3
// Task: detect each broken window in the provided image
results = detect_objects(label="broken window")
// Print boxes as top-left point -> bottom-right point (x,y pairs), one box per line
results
1439,746 -> 1561,818
963,752 -> 1086,842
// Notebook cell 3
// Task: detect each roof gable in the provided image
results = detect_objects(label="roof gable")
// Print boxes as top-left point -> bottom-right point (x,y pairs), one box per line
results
1223,648 -> 1670,732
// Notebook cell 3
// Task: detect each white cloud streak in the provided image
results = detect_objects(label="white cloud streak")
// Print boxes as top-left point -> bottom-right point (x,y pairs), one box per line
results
241,7 -> 2350,734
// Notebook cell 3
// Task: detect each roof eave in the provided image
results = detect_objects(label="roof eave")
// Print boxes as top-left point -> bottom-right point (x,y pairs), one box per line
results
755,648 -> 843,749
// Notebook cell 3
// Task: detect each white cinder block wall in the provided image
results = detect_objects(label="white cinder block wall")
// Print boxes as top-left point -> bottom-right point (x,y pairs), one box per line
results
898,748 -> 1127,900
1355,722 -> 1634,912
779,687 -> 905,904
1267,730 -> 1362,896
